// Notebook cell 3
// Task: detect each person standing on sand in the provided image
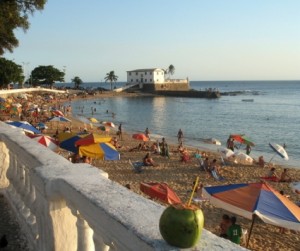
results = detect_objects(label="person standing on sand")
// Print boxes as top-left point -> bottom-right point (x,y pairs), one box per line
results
118,123 -> 122,140
177,129 -> 183,144
245,144 -> 251,155
145,127 -> 150,139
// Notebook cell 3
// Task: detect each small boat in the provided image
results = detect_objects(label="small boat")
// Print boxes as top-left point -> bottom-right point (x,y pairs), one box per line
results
241,99 -> 254,102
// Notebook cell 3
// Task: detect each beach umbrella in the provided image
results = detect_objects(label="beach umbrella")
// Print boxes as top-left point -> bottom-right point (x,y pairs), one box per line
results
58,132 -> 78,142
203,181 -> 300,247
132,133 -> 149,142
59,134 -> 84,153
78,142 -> 120,160
48,116 -> 71,122
36,122 -> 48,130
75,133 -> 111,146
234,152 -> 253,165
218,147 -> 235,159
52,110 -> 64,117
230,134 -> 255,147
102,121 -> 115,128
269,143 -> 289,161
6,121 -> 41,134
30,135 -> 58,151
140,182 -> 182,205
89,117 -> 99,123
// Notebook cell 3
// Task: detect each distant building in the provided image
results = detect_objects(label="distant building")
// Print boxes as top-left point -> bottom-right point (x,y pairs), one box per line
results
127,68 -> 165,85
126,68 -> 189,91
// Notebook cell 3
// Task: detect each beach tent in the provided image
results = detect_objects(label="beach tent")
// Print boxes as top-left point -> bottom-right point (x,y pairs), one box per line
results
140,182 -> 182,205
78,142 -> 120,160
132,133 -> 149,142
203,181 -> 300,247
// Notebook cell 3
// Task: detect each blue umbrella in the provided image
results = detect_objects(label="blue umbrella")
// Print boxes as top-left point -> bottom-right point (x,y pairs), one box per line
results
203,182 -> 300,247
6,121 -> 41,134
59,135 -> 82,153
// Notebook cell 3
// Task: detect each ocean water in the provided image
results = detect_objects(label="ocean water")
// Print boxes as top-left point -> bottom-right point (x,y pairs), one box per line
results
64,81 -> 300,169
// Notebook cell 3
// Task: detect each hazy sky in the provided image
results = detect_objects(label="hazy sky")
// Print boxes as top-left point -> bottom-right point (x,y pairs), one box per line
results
4,0 -> 300,82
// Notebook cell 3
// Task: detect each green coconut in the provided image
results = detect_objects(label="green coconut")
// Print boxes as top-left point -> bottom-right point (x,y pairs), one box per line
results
159,204 -> 204,248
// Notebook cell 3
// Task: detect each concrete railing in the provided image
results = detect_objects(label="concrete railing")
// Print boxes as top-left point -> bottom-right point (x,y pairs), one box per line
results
0,88 -> 66,98
0,123 -> 246,251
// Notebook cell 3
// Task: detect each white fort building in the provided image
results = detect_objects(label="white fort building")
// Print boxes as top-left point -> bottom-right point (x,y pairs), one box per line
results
126,68 -> 190,92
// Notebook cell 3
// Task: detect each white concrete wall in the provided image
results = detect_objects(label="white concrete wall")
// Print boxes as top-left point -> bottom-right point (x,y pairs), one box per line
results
127,69 -> 165,85
0,123 -> 247,251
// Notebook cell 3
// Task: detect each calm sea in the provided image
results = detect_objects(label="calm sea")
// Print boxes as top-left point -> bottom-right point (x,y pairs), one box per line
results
60,81 -> 300,169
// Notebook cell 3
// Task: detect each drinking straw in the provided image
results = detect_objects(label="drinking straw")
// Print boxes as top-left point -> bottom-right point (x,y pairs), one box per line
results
187,176 -> 199,206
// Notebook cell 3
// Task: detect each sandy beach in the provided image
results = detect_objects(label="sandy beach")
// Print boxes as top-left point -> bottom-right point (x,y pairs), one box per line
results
2,90 -> 300,251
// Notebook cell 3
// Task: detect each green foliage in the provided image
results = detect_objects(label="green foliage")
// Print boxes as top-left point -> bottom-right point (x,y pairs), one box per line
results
104,71 -> 118,90
71,76 -> 83,89
0,57 -> 24,87
31,65 -> 64,88
0,0 -> 46,55
167,64 -> 175,79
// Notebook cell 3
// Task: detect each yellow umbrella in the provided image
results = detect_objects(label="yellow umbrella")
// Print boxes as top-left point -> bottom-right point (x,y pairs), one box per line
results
79,142 -> 120,160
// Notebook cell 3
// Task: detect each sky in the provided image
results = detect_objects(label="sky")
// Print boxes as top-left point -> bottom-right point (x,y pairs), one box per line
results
4,0 -> 300,82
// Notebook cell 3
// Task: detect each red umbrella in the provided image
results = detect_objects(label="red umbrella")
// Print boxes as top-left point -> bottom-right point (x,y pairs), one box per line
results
29,135 -> 58,151
52,110 -> 64,117
140,182 -> 182,205
132,133 -> 149,141
75,133 -> 111,146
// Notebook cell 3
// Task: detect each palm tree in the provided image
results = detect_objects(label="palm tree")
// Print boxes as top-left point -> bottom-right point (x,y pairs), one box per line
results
167,64 -> 175,79
71,76 -> 83,89
104,71 -> 118,91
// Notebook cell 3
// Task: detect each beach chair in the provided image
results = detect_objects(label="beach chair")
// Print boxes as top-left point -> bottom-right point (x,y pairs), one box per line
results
211,170 -> 225,181
129,159 -> 144,173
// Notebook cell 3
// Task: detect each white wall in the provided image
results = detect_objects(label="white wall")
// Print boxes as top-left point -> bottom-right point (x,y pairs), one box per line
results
127,69 -> 165,85
0,123 -> 247,251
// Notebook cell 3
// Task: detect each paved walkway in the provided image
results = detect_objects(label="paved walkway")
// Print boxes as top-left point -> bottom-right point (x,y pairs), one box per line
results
0,194 -> 29,251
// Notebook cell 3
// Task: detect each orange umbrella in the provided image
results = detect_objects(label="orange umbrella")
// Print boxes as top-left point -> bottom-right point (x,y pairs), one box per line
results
140,182 -> 182,205
132,133 -> 149,141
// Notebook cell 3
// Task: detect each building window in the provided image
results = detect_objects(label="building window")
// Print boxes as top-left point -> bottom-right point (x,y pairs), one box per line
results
150,72 -> 152,75
131,79 -> 133,82
136,79 -> 138,82
145,72 -> 147,75
136,72 -> 138,76
150,79 -> 152,82
129,72 -> 131,76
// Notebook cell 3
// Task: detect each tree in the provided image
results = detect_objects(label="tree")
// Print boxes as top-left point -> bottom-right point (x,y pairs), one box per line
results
31,65 -> 64,88
71,76 -> 83,89
167,64 -> 175,79
0,57 -> 24,88
104,71 -> 118,91
0,0 -> 46,55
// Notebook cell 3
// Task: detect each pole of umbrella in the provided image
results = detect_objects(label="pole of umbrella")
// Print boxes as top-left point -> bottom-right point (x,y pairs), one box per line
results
246,214 -> 257,248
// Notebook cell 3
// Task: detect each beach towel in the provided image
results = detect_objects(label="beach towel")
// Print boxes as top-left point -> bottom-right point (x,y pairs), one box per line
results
211,170 -> 225,181
260,176 -> 280,182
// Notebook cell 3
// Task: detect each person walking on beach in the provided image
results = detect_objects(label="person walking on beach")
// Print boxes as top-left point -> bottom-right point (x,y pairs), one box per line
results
177,129 -> 183,144
118,123 -> 122,140
145,127 -> 150,139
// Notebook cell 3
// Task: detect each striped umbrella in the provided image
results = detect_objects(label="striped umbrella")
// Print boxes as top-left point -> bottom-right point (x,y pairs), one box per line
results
79,142 -> 120,160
